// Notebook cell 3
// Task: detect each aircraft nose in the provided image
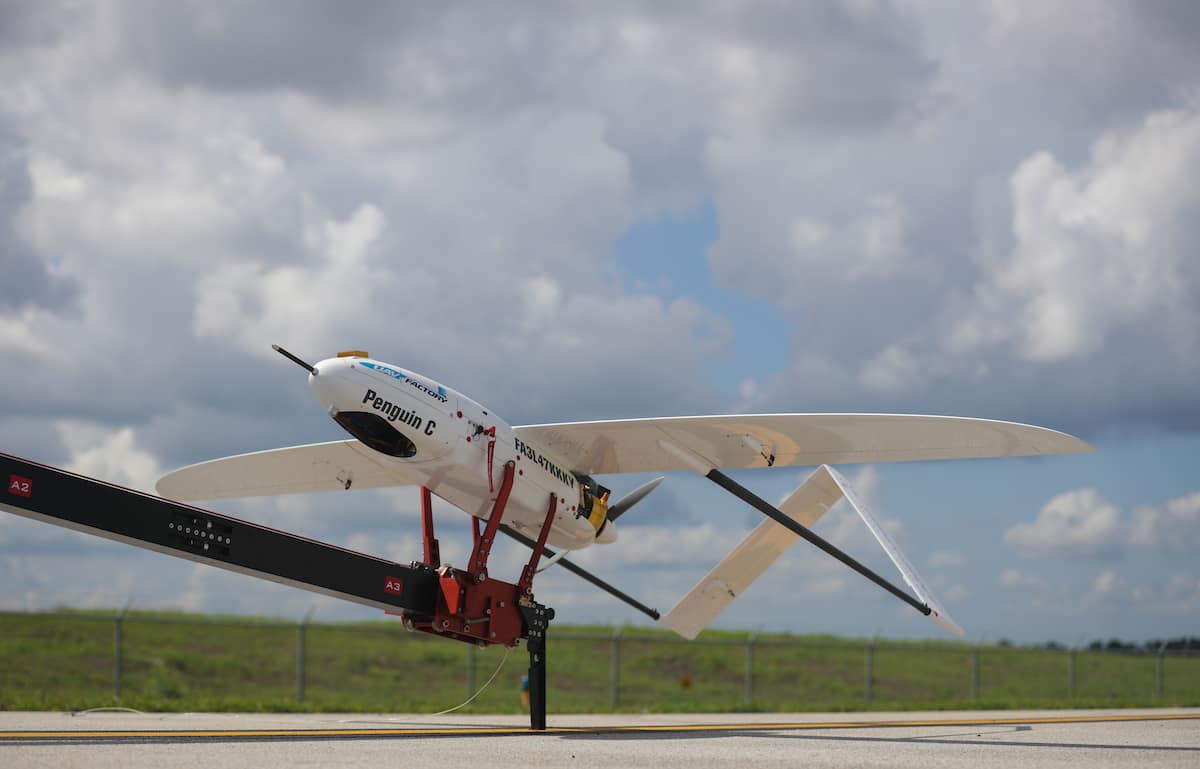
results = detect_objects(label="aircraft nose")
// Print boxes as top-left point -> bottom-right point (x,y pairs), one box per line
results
308,357 -> 356,411
310,355 -> 355,377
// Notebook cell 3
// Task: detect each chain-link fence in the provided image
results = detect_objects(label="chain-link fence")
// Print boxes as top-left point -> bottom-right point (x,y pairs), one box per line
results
3,610 -> 1197,712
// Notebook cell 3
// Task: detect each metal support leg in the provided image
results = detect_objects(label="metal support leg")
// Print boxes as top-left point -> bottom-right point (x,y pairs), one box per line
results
528,634 -> 547,731
420,486 -> 440,568
517,494 -> 557,596
467,461 -> 515,581
510,492 -> 558,729
519,601 -> 553,731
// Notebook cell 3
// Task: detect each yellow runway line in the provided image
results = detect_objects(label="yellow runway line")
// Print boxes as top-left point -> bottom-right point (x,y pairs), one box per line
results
3,712 -> 1200,740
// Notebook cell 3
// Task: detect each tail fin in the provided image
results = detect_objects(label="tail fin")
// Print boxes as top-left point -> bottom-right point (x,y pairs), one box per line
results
659,466 -> 844,639
659,465 -> 963,639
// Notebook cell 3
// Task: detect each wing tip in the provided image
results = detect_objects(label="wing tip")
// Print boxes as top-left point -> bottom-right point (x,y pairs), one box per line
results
153,473 -> 183,500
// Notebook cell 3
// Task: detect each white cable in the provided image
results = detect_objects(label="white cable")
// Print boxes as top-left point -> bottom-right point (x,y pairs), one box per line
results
429,646 -> 514,716
535,548 -> 569,573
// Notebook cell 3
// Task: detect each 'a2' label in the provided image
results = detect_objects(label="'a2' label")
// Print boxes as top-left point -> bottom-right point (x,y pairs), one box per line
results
8,475 -> 31,498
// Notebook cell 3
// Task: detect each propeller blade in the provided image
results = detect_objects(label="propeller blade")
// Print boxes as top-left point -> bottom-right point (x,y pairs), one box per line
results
272,344 -> 317,375
606,476 -> 665,522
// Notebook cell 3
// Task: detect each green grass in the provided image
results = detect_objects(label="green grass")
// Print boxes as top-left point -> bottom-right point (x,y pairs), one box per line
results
1,610 -> 1197,713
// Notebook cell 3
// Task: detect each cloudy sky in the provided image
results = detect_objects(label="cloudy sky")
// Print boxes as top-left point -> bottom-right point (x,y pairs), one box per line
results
2,1 -> 1198,644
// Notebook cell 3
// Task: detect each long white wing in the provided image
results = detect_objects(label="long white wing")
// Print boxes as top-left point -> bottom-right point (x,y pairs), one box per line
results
156,440 -> 412,501
159,414 -> 1089,501
515,413 -> 1090,475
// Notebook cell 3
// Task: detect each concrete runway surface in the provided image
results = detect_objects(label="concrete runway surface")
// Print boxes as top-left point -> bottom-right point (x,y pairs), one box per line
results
2,708 -> 1198,769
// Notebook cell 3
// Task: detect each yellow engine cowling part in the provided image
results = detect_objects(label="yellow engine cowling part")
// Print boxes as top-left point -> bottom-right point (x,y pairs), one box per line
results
586,491 -> 609,531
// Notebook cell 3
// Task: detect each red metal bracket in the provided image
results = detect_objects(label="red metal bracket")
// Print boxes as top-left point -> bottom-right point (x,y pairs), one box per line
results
401,461 -> 557,672
484,426 -> 497,493
384,462 -> 553,730
467,460 -> 514,582
418,571 -> 524,646
517,493 -> 558,596
420,486 -> 440,568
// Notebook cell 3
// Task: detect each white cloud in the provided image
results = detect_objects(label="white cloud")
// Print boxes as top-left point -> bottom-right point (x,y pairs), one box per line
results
0,308 -> 53,357
953,108 -> 1200,362
778,195 -> 911,285
858,344 -> 924,395
997,566 -> 1193,617
194,203 -> 391,359
58,421 -> 162,493
942,584 -> 969,602
1090,569 -> 1123,595
928,550 -> 966,569
0,22 -> 726,439
1003,488 -> 1122,556
1129,491 -> 1200,553
996,568 -> 1082,614
1007,487 -> 1200,559
979,0 -> 1200,116
1082,569 -> 1158,610
1161,573 -> 1200,614
855,195 -> 908,276
999,569 -> 1046,589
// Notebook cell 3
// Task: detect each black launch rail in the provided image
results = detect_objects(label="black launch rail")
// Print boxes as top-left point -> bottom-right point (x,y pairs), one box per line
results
1,451 -> 440,614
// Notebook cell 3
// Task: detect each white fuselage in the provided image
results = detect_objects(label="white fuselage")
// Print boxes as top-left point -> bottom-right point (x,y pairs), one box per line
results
308,355 -> 614,551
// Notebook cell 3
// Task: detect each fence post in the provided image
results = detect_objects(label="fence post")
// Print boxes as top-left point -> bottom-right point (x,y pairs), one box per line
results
864,639 -> 874,708
970,646 -> 979,701
744,633 -> 757,706
1156,642 -> 1166,699
296,610 -> 313,703
112,606 -> 128,701
466,643 -> 477,698
610,628 -> 622,709
1067,648 -> 1075,700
